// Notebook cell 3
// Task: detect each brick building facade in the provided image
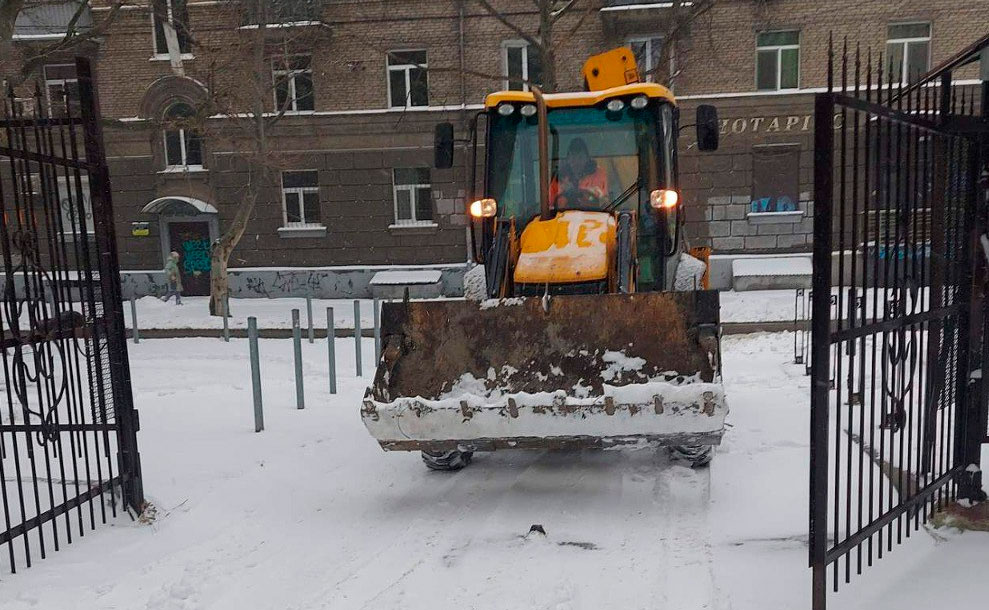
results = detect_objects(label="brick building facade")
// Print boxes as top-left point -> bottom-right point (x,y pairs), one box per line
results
7,0 -> 988,294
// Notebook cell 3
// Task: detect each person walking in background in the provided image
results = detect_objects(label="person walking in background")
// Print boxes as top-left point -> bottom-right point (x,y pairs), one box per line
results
161,251 -> 183,305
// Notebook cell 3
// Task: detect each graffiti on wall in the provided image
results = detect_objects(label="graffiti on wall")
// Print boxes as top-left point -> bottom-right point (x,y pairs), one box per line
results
182,239 -> 211,275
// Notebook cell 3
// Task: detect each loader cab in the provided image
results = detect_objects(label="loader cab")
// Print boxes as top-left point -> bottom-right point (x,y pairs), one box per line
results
433,88 -> 718,293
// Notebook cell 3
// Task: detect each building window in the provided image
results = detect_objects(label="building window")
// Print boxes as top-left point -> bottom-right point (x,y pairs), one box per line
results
152,0 -> 192,57
627,35 -> 667,83
751,145 -> 800,214
387,50 -> 428,108
503,41 -> 542,91
273,55 -> 314,112
57,175 -> 94,238
43,64 -> 78,115
281,170 -> 321,227
392,168 -> 433,226
887,23 -> 931,84
162,102 -> 203,169
756,31 -> 799,91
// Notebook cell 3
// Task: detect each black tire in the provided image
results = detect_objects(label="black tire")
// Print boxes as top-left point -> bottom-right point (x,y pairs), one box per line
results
421,449 -> 474,471
670,445 -> 714,468
615,212 -> 635,294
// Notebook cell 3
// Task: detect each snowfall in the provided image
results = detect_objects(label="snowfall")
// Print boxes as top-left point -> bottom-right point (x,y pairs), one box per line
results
2,330 -> 988,609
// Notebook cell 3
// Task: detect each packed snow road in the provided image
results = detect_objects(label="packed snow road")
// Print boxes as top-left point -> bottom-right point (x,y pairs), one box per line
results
1,333 -> 986,609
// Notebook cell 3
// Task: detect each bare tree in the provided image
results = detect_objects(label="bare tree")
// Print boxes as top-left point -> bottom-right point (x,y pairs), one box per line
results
475,0 -> 717,90
1,0 -> 130,83
182,0 -> 329,316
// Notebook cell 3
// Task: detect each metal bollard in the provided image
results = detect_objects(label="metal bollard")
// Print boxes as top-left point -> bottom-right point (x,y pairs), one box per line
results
248,317 -> 264,432
292,309 -> 305,409
130,296 -> 139,344
373,298 -> 381,362
222,294 -> 230,342
353,299 -> 362,377
306,293 -> 314,344
327,307 -> 337,394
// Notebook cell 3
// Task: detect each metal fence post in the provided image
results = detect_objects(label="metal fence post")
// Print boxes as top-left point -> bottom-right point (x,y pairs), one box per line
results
248,317 -> 264,432
306,293 -> 314,344
292,308 -> 305,409
373,297 -> 381,362
222,294 -> 230,342
327,307 -> 337,394
354,299 -> 362,377
130,296 -> 139,344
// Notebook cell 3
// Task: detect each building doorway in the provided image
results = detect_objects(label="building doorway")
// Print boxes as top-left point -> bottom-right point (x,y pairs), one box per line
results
141,196 -> 219,297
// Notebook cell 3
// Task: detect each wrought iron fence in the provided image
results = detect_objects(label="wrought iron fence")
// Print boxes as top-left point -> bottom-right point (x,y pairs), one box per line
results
809,35 -> 988,609
0,57 -> 142,574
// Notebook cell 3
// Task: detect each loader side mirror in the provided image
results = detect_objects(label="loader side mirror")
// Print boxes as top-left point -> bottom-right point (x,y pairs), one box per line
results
434,122 -> 455,169
696,105 -> 719,152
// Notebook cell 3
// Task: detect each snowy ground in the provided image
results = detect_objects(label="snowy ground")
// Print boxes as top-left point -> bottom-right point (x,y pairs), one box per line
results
1,333 -> 986,609
122,290 -> 804,332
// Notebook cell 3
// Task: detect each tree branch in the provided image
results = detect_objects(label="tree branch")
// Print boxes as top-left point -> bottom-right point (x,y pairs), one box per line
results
550,0 -> 578,24
476,0 -> 540,47
15,1 -> 129,84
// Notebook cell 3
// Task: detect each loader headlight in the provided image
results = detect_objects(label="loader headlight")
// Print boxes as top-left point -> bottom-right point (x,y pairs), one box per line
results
497,103 -> 515,116
469,198 -> 497,218
650,189 -> 679,210
519,104 -> 537,117
606,99 -> 625,113
630,95 -> 649,110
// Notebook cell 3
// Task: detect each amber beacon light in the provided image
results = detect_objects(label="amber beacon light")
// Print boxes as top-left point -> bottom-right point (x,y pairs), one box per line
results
469,198 -> 497,218
650,188 -> 679,209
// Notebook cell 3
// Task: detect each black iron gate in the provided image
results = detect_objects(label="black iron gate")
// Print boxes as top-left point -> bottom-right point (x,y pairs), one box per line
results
0,58 -> 142,574
810,37 -> 989,609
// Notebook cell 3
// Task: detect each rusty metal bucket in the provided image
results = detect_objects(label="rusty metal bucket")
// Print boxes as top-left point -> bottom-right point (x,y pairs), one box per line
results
361,291 -> 727,452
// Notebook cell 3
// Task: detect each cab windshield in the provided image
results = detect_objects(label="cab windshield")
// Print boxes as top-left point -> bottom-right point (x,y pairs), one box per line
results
487,102 -> 674,221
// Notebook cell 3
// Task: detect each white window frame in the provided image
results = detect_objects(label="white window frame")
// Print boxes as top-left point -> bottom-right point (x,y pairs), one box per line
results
281,171 -> 322,228
272,55 -> 314,113
626,35 -> 672,84
391,169 -> 434,227
386,49 -> 428,109
42,63 -> 77,108
162,105 -> 202,171
756,31 -> 800,91
502,39 -> 535,91
56,175 -> 95,239
886,22 -> 931,84
151,0 -> 194,60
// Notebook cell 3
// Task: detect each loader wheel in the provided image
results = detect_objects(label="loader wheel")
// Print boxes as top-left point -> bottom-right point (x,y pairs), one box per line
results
670,444 -> 713,468
421,449 -> 474,471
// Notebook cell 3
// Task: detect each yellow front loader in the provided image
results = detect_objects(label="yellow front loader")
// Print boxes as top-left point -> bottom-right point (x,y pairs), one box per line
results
361,48 -> 727,470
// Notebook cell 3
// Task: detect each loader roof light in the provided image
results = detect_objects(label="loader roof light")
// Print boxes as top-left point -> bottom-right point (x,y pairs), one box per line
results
650,188 -> 679,210
469,198 -> 497,218
519,103 -> 537,117
497,103 -> 515,116
630,95 -> 649,110
606,98 -> 625,112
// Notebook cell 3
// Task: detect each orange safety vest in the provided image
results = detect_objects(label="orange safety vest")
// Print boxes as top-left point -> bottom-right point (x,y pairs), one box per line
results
550,164 -> 609,206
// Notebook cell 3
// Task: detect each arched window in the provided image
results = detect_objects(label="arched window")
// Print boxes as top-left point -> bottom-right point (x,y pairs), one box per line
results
162,102 -> 203,168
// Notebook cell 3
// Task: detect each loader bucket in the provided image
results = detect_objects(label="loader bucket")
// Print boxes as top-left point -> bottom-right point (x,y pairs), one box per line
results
361,291 -> 727,452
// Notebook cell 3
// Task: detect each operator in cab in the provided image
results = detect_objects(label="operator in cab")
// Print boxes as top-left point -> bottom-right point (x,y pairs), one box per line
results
549,138 -> 609,210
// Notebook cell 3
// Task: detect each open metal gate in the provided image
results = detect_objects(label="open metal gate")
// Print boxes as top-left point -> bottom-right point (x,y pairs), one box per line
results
810,37 -> 989,609
0,58 -> 143,574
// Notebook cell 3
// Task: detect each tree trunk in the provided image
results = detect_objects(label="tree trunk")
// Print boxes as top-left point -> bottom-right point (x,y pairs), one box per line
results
209,173 -> 263,316
0,0 -> 25,70
537,0 -> 555,93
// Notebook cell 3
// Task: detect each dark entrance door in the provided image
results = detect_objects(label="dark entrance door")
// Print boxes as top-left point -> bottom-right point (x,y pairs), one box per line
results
168,221 -> 212,296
